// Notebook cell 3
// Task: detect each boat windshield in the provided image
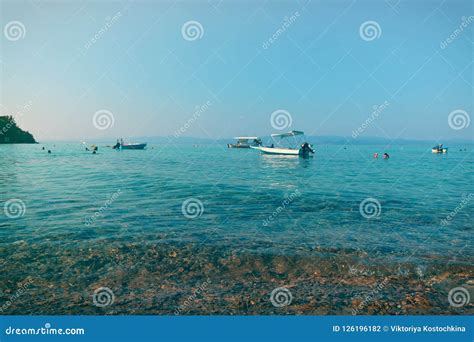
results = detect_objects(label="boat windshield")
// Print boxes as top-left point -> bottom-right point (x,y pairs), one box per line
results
270,131 -> 306,148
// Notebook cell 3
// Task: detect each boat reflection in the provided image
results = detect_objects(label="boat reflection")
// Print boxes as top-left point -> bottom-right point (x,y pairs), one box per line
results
259,153 -> 313,169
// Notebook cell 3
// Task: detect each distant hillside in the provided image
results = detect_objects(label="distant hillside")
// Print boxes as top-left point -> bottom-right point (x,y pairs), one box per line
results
0,116 -> 37,144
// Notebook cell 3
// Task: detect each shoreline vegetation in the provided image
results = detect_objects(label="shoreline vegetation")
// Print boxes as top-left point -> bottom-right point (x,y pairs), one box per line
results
1,241 -> 472,315
0,116 -> 37,144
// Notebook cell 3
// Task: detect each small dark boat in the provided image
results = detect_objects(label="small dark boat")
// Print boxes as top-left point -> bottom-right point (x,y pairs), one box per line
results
113,139 -> 147,150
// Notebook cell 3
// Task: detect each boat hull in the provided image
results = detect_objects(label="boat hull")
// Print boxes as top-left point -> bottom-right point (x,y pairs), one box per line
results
121,143 -> 147,150
432,148 -> 448,153
251,146 -> 311,156
227,144 -> 251,148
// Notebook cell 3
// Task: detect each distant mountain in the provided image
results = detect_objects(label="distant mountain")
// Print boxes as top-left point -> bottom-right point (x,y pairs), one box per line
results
0,116 -> 37,144
45,135 -> 474,146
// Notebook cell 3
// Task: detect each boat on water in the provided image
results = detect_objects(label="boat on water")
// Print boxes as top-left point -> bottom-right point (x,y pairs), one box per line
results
113,139 -> 147,150
250,130 -> 315,156
432,144 -> 448,153
227,137 -> 262,148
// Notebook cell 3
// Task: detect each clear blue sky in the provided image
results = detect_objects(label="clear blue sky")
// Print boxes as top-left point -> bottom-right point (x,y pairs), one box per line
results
1,0 -> 473,141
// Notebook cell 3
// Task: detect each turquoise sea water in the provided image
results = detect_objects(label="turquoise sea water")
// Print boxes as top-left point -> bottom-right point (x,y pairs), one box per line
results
1,142 -> 473,314
1,143 -> 473,262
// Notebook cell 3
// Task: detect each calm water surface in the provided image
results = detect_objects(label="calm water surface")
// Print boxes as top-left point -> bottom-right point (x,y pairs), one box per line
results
1,143 -> 473,263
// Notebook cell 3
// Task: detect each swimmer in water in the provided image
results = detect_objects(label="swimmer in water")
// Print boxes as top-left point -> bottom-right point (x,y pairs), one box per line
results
383,152 -> 389,159
373,153 -> 379,158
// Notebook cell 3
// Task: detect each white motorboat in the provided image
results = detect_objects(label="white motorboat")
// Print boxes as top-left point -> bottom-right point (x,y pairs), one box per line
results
250,130 -> 314,156
432,144 -> 448,153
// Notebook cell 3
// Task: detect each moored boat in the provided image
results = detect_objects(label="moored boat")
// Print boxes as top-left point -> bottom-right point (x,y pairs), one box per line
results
113,139 -> 147,150
432,144 -> 448,153
250,131 -> 314,156
227,137 -> 262,148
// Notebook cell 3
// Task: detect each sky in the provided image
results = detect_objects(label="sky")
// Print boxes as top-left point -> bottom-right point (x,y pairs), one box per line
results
1,0 -> 473,142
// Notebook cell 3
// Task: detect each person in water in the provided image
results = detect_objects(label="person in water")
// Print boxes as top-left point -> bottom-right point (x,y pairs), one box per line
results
383,152 -> 389,159
47,150 -> 51,154
373,153 -> 379,158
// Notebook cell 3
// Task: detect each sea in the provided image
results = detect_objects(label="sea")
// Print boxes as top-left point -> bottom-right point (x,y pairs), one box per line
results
1,142 -> 473,314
